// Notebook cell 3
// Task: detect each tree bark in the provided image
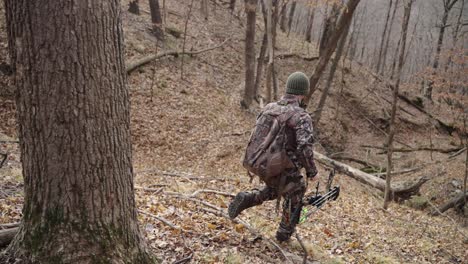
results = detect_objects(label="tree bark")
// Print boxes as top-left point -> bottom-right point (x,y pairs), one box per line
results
424,0 -> 459,100
314,19 -> 351,125
383,0 -> 414,209
1,0 -> 153,262
279,0 -> 288,31
305,0 -> 361,104
241,0 -> 258,109
129,0 -> 141,15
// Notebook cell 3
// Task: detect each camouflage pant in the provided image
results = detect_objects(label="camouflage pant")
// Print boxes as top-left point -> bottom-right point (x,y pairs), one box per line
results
249,169 -> 307,239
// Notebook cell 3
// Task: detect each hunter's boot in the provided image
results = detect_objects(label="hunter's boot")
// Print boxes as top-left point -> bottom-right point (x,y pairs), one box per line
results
228,187 -> 276,219
228,192 -> 260,219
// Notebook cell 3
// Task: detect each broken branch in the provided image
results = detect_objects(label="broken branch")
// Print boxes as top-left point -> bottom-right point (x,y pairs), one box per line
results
126,38 -> 230,73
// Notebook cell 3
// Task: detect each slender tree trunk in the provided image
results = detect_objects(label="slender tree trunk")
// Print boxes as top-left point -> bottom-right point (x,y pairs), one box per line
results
241,0 -> 258,109
129,0 -> 141,15
390,37 -> 401,80
287,1 -> 297,36
264,0 -> 274,102
375,0 -> 393,73
149,0 -> 164,38
254,32 -> 268,99
305,3 -> 317,43
279,0 -> 288,31
314,20 -> 351,125
383,0 -> 414,209
319,2 -> 340,56
380,0 -> 400,76
305,0 -> 362,104
424,0 -> 459,100
1,0 -> 153,262
445,0 -> 464,71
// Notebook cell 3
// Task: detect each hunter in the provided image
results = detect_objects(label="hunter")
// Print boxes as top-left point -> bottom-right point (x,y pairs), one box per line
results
229,71 -> 318,242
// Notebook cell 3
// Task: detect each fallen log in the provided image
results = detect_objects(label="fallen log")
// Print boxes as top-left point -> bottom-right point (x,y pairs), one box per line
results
0,227 -> 17,247
361,144 -> 463,154
431,192 -> 468,216
274,53 -> 319,61
125,38 -> 230,73
314,151 -> 429,200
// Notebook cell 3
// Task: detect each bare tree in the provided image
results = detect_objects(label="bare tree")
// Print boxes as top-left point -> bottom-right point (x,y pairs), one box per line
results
319,2 -> 340,56
241,0 -> 259,109
314,19 -> 352,125
149,0 -> 164,38
375,0 -> 394,73
424,0 -> 460,100
287,0 -> 297,35
1,0 -> 153,262
383,0 -> 415,209
445,0 -> 465,71
305,0 -> 362,104
305,1 -> 317,43
380,0 -> 400,76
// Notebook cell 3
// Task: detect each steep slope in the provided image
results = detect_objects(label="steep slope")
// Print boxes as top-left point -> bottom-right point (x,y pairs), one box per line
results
0,0 -> 466,263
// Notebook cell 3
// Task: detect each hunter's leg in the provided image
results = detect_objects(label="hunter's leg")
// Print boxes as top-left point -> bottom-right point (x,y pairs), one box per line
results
276,175 -> 306,242
228,186 -> 278,219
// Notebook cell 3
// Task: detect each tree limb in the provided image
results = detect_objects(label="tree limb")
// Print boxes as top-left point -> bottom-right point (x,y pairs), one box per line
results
126,38 -> 230,73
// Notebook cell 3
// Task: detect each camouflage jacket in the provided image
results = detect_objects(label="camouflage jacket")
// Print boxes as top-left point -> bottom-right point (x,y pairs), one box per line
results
259,94 -> 318,178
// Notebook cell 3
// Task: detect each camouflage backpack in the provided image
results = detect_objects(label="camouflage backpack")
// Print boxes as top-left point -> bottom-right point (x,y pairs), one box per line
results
243,103 -> 295,187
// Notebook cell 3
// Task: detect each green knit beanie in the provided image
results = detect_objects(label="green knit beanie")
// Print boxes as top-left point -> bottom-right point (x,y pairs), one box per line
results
286,72 -> 309,95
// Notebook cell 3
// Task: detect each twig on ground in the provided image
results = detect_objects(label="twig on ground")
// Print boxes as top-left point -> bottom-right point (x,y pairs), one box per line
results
0,153 -> 7,168
295,233 -> 308,264
199,207 -> 293,264
190,189 -> 235,198
138,209 -> 181,230
135,186 -> 164,195
0,140 -> 19,144
173,253 -> 193,264
135,168 -> 246,182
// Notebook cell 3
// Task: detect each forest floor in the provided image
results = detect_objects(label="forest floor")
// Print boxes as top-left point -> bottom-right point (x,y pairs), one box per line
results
1,1 -> 467,263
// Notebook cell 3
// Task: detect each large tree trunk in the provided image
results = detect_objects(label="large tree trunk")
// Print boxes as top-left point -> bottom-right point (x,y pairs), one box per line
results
383,0 -> 414,209
241,0 -> 258,109
1,0 -> 153,262
305,0 -> 361,104
313,20 -> 351,125
445,0 -> 464,71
